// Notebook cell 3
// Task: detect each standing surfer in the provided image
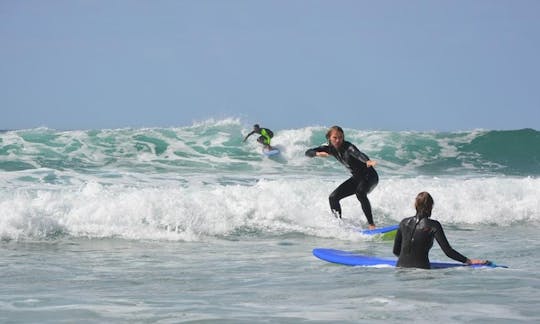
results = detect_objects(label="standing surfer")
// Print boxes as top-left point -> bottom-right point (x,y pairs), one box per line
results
305,125 -> 378,230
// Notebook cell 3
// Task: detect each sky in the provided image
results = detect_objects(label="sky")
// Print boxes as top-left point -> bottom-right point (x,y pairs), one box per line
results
1,0 -> 539,131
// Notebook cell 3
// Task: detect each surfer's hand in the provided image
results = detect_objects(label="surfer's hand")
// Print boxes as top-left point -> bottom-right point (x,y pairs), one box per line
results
367,160 -> 377,167
316,152 -> 329,157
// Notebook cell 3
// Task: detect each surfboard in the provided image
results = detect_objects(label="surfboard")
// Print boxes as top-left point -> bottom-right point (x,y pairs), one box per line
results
360,224 -> 398,235
262,147 -> 280,157
312,248 -> 507,269
359,224 -> 399,240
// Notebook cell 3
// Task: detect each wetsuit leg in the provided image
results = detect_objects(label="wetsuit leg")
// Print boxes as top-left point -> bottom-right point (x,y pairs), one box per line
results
354,173 -> 379,225
355,193 -> 374,225
328,177 -> 359,218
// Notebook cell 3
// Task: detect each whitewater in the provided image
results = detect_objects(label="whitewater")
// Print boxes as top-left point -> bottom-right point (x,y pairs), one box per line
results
1,119 -> 539,323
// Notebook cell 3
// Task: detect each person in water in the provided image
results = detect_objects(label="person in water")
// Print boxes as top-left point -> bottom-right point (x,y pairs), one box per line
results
393,191 -> 487,269
305,125 -> 378,230
243,124 -> 274,150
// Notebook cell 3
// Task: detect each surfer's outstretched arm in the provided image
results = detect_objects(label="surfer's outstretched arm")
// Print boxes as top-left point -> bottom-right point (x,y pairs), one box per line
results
305,146 -> 330,157
243,131 -> 255,142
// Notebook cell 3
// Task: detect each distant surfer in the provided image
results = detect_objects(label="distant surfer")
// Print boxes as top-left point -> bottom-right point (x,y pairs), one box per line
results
243,124 -> 274,150
305,125 -> 378,230
393,191 -> 487,269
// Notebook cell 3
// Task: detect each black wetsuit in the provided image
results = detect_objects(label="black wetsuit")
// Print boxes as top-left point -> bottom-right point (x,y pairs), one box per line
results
305,141 -> 379,225
393,214 -> 468,269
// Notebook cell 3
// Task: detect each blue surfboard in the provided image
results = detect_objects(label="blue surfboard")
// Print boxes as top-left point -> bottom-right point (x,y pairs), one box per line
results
359,224 -> 399,235
262,147 -> 280,157
358,224 -> 399,240
312,248 -> 507,269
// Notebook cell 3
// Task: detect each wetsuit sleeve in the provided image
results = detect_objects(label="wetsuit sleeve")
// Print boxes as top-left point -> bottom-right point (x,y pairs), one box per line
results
347,144 -> 370,164
243,131 -> 255,142
393,226 -> 403,257
433,220 -> 468,263
305,145 -> 330,157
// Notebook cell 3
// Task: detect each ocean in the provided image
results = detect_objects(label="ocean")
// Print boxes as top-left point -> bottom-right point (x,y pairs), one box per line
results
1,119 -> 539,323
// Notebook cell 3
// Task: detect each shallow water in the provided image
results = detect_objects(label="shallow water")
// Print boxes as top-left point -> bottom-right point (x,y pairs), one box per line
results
1,224 -> 538,323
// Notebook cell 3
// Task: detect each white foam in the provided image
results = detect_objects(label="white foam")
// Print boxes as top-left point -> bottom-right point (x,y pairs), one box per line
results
1,124 -> 538,241
1,175 -> 538,241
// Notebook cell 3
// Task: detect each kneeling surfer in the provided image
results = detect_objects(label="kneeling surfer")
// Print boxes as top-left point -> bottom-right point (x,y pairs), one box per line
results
393,192 -> 488,269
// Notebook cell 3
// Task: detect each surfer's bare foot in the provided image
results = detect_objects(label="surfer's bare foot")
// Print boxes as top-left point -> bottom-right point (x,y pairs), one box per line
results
368,224 -> 376,230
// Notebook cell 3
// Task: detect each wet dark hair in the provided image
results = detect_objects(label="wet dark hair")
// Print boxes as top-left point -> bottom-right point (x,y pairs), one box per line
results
325,125 -> 344,139
253,124 -> 260,129
415,192 -> 434,218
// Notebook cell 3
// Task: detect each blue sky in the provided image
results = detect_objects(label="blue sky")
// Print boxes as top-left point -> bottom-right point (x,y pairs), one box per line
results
1,0 -> 539,131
